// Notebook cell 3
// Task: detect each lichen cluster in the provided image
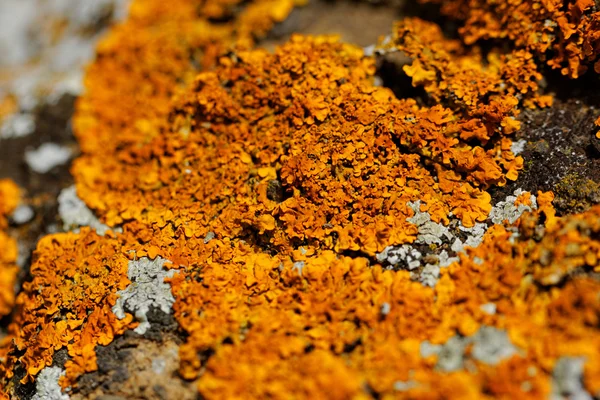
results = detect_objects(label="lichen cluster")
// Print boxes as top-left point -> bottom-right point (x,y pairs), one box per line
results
0,180 -> 19,318
0,230 -> 133,385
1,0 -> 600,398
419,0 -> 600,78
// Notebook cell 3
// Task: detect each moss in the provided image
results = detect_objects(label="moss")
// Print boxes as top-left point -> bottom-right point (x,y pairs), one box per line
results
554,173 -> 600,214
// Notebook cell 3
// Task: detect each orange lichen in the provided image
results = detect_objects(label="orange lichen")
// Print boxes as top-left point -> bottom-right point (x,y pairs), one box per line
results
0,180 -> 19,229
74,0 -> 300,158
0,232 -> 18,319
67,29 -> 600,397
419,0 -> 600,78
388,19 -> 551,115
0,229 -> 134,387
0,97 -> 17,125
165,197 -> 600,398
73,30 -> 531,266
0,180 -> 20,318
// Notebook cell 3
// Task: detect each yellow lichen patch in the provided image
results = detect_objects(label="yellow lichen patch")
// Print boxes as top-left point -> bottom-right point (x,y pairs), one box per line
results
0,180 -> 20,318
419,0 -> 600,78
0,229 -> 134,388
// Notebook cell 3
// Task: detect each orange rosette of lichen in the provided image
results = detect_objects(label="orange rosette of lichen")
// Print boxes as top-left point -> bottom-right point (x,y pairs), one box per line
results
418,0 -> 600,78
72,0 -> 300,218
72,31 -> 527,272
170,242 -> 442,398
64,28 -> 563,397
0,229 -> 134,388
0,180 -> 20,318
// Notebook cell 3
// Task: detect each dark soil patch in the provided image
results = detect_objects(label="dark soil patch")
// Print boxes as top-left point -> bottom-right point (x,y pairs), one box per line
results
0,94 -> 78,195
489,72 -> 600,215
262,0 -> 405,49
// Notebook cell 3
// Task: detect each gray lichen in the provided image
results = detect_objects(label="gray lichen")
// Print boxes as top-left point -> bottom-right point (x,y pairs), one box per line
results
488,189 -> 537,225
112,256 -> 178,335
58,185 -> 120,235
471,326 -> 518,365
420,341 -> 442,359
407,201 -> 453,245
438,250 -> 459,267
203,231 -> 215,244
292,261 -> 305,276
32,366 -> 70,400
417,264 -> 441,288
376,245 -> 422,270
393,379 -> 418,391
435,336 -> 470,372
24,143 -> 72,174
0,113 -> 36,139
414,250 -> 459,288
420,326 -> 519,372
479,302 -> 497,315
451,222 -> 487,253
551,357 -> 593,400
376,192 -> 535,287
0,0 -> 130,116
380,302 -> 391,316
11,204 -> 34,225
510,139 -> 527,155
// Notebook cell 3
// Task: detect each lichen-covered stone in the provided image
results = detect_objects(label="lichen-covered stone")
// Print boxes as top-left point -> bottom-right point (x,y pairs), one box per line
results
2,0 -> 600,399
